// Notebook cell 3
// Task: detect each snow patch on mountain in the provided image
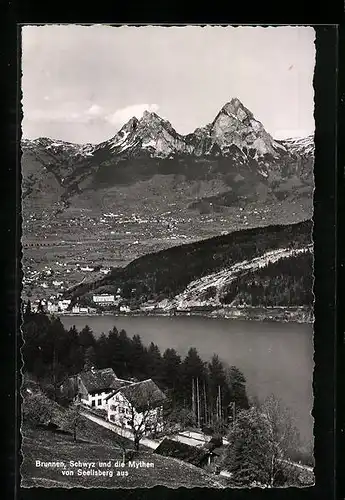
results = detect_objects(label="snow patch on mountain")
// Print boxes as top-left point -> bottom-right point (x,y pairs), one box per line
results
22,137 -> 96,158
281,135 -> 314,156
109,129 -> 130,150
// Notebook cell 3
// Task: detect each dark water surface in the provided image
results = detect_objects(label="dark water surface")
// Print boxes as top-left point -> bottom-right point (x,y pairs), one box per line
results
61,315 -> 314,448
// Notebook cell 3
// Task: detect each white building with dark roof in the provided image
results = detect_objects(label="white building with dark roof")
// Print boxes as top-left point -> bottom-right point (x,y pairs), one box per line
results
106,378 -> 166,434
62,367 -> 130,409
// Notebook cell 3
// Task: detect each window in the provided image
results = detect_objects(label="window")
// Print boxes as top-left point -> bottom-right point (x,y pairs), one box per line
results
98,399 -> 102,406
91,400 -> 95,407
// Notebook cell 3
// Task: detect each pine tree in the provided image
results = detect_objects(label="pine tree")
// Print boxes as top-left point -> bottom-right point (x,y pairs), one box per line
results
225,366 -> 249,411
118,329 -> 132,378
84,346 -> 97,371
208,354 -> 230,425
79,325 -> 96,350
95,333 -> 109,368
146,342 -> 163,383
162,348 -> 182,394
129,334 -> 147,379
66,326 -> 84,374
181,347 -> 206,417
222,397 -> 301,487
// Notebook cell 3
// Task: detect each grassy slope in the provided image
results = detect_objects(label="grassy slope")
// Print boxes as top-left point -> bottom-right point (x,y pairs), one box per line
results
21,419 -> 225,489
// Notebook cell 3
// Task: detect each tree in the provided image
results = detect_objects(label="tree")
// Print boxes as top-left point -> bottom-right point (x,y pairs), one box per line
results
22,393 -> 55,427
225,366 -> 249,412
163,407 -> 196,434
222,407 -> 268,486
22,392 -> 67,430
95,333 -> 110,368
65,402 -> 86,442
208,354 -> 229,425
126,393 -> 164,451
161,348 -> 182,400
79,325 -> 96,351
117,329 -> 132,377
84,346 -> 97,371
260,394 -> 301,487
181,347 -> 206,425
221,395 -> 302,487
146,342 -> 163,382
129,334 -> 147,379
66,326 -> 84,374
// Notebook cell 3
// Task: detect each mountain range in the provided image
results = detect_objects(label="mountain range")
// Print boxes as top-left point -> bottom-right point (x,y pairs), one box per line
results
21,97 -> 314,218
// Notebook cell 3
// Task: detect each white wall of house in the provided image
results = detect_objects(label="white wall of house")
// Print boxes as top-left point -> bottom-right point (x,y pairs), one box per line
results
107,392 -> 163,433
92,295 -> 115,304
80,390 -> 112,409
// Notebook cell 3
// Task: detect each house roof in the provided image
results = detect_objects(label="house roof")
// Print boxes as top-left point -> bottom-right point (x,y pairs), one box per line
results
79,368 -> 119,393
103,379 -> 134,400
154,438 -> 210,466
111,379 -> 166,412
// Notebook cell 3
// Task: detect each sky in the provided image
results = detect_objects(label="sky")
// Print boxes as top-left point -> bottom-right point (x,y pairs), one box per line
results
21,25 -> 315,144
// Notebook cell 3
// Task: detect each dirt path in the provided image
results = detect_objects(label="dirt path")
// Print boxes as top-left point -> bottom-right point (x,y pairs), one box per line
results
80,410 -> 161,449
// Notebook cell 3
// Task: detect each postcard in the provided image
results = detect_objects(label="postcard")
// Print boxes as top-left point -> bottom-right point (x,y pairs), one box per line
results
20,24 -> 315,489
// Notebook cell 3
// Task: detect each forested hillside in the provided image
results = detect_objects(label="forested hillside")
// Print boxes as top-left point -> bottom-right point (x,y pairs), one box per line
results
68,220 -> 313,309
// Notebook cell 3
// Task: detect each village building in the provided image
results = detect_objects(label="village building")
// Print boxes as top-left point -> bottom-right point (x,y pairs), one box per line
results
92,294 -> 116,305
57,299 -> 71,311
119,304 -> 131,313
154,436 -> 226,470
47,301 -> 59,313
59,367 -> 128,409
154,437 -> 212,468
106,379 -> 166,433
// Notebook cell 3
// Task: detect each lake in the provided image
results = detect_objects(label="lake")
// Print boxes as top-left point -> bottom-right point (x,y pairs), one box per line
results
60,315 -> 314,449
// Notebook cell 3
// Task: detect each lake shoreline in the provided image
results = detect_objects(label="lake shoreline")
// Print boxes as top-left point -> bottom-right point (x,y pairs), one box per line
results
57,306 -> 314,325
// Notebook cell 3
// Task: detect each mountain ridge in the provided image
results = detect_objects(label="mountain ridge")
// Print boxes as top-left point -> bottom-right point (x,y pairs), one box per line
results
21,97 -> 314,218
21,97 -> 314,159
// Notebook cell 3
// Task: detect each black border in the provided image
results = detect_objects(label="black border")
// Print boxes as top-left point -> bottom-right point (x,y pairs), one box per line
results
3,21 -> 340,500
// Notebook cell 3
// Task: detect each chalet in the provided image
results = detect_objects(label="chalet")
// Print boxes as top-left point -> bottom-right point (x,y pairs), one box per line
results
106,379 -> 166,433
60,367 -> 128,409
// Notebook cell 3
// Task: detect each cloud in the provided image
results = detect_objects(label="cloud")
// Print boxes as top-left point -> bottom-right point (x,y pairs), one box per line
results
86,104 -> 103,116
106,103 -> 159,126
24,102 -> 161,130
25,103 -> 104,124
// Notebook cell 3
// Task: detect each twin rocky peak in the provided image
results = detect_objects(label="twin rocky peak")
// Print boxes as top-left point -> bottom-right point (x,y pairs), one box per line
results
101,97 -> 286,160
23,97 -> 314,161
